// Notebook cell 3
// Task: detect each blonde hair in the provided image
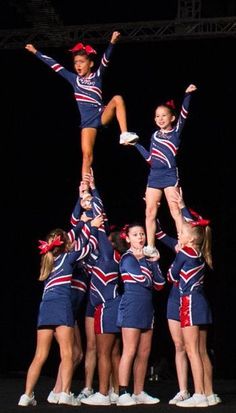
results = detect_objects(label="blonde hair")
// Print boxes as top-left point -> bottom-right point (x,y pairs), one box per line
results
187,223 -> 213,269
39,229 -> 71,281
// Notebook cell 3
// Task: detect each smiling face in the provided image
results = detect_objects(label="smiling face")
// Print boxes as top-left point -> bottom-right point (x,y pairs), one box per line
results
154,105 -> 175,131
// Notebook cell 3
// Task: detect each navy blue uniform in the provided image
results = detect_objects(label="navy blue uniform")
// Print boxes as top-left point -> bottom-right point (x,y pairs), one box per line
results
159,207 -> 213,327
155,208 -> 192,321
134,93 -> 192,188
167,246 -> 212,327
37,226 -> 98,328
117,251 -> 165,329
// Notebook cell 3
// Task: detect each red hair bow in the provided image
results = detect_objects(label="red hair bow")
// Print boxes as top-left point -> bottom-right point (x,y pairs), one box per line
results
190,218 -> 210,227
69,42 -> 97,55
165,99 -> 175,109
189,208 -> 210,227
120,224 -> 129,240
38,235 -> 63,255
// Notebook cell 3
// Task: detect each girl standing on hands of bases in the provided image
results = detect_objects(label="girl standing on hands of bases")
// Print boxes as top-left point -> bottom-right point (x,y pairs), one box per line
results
25,32 -> 138,179
125,84 -> 197,257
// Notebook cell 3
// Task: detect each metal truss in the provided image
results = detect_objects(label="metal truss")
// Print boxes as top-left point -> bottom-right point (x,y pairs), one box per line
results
0,0 -> 236,49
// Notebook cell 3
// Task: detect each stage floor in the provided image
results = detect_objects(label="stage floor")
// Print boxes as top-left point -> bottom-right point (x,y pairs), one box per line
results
1,374 -> 236,412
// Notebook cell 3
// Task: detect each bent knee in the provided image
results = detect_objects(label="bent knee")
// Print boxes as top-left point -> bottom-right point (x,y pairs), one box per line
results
112,95 -> 124,105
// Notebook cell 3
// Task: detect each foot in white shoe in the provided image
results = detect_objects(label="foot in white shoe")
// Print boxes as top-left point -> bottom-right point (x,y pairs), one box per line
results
77,387 -> 94,400
58,392 -> 80,406
109,388 -> 119,404
132,391 -> 160,404
176,393 -> 208,407
169,390 -> 190,405
47,390 -> 61,404
207,393 -> 222,406
81,392 -> 111,405
120,132 -> 139,144
18,393 -> 37,406
143,245 -> 160,258
117,393 -> 137,406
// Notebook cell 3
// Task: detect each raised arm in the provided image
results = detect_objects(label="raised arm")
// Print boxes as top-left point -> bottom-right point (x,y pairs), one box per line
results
155,219 -> 178,251
98,31 -> 121,76
170,187 -> 196,223
175,83 -> 197,135
89,169 -> 109,233
70,214 -> 104,261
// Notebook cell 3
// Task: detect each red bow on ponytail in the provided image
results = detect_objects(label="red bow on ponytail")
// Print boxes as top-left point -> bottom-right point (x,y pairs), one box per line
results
189,208 -> 202,220
165,99 -> 176,109
38,235 -> 63,255
190,218 -> 210,227
69,42 -> 97,55
189,208 -> 210,227
120,224 -> 129,240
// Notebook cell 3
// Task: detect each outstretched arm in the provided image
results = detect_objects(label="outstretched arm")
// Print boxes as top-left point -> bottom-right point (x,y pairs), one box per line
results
25,43 -> 76,85
133,142 -> 151,164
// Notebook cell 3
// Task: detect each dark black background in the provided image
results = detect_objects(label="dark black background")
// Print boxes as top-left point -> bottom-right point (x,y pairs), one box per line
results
1,1 -> 235,379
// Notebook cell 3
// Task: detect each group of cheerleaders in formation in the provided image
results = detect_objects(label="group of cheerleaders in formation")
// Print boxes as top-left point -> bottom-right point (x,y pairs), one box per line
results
18,31 -> 222,407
